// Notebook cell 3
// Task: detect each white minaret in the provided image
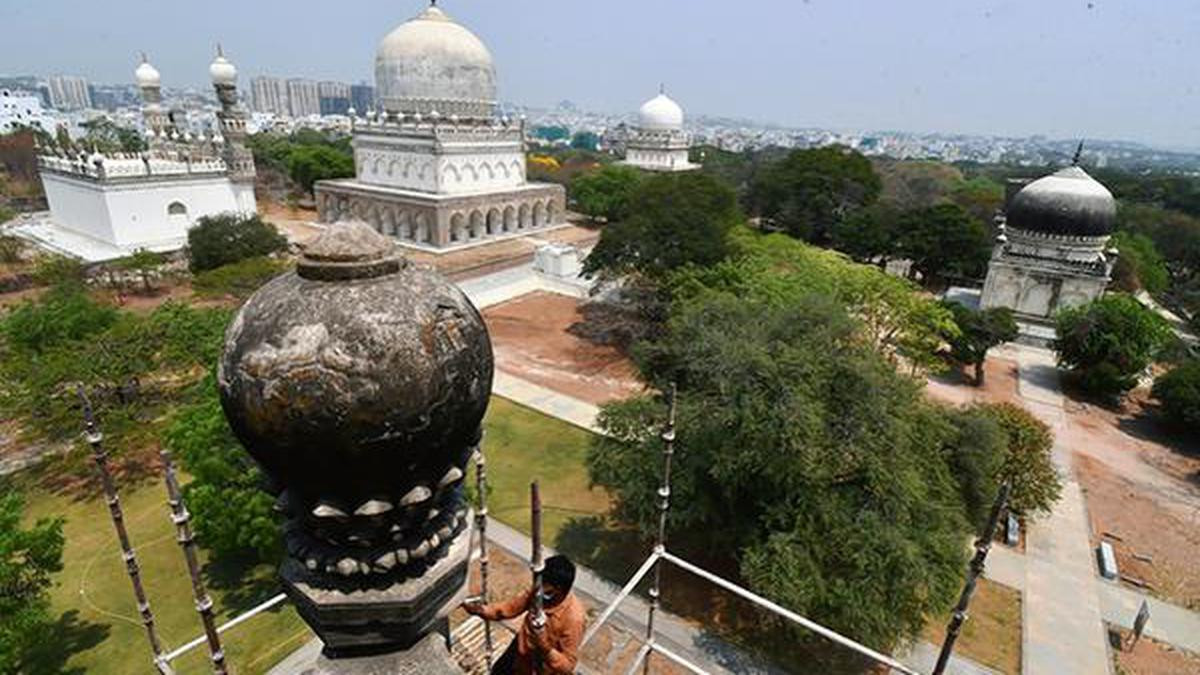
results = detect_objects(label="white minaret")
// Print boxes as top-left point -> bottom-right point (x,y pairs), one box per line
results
209,45 -> 257,211
135,54 -> 172,145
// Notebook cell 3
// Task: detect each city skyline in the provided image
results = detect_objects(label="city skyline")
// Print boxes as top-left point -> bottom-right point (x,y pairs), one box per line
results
2,0 -> 1199,150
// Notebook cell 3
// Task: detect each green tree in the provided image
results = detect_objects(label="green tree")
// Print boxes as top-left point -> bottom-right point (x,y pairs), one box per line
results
569,131 -> 599,151
829,202 -> 900,265
569,165 -> 643,223
949,176 -> 1005,227
115,248 -> 166,295
944,407 -> 1007,530
1,285 -> 117,355
0,493 -> 65,674
942,302 -> 1019,386
1054,294 -> 1173,399
186,213 -> 287,273
164,380 -> 281,562
584,172 -> 741,281
590,294 -> 969,650
531,126 -> 569,143
976,402 -> 1060,518
80,117 -> 146,154
1110,231 -> 1169,295
896,203 -> 992,286
1151,359 -> 1200,431
285,145 -> 354,194
31,255 -> 86,289
748,146 -> 881,244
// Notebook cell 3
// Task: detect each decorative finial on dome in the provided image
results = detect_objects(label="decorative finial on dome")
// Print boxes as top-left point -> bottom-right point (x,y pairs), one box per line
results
140,51 -> 148,64
216,42 -> 224,58
660,82 -> 665,95
1072,140 -> 1084,166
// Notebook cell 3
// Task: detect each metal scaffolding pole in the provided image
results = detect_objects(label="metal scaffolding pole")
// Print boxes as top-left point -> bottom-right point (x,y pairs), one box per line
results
77,387 -> 171,674
160,449 -> 228,674
474,445 -> 494,669
530,480 -> 545,673
933,481 -> 1012,675
643,383 -> 678,675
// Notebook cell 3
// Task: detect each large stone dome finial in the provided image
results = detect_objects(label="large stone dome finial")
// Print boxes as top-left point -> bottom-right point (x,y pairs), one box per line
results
217,219 -> 493,656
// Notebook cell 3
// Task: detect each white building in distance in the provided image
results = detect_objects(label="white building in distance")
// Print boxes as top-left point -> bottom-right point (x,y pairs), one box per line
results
0,89 -> 53,134
20,52 -> 256,262
621,88 -> 698,173
315,2 -> 565,250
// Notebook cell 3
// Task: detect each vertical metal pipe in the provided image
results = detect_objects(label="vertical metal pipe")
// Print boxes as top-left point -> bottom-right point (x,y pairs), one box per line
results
77,387 -> 170,674
474,445 -> 494,669
160,449 -> 228,674
530,480 -> 545,673
933,481 -> 1012,675
644,383 -> 678,675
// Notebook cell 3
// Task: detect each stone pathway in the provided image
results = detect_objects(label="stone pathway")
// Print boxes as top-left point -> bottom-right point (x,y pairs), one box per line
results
492,370 -> 602,433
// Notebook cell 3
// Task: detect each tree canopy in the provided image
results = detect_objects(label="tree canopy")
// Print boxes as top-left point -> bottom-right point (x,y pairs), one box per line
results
583,171 -> 741,281
1110,231 -> 1170,295
186,213 -> 288,273
0,493 -> 64,674
569,164 -> 643,223
1054,294 -> 1173,399
590,294 -> 970,650
942,302 -> 1018,386
748,146 -> 881,244
285,145 -> 355,195
1152,359 -> 1200,431
897,203 -> 992,285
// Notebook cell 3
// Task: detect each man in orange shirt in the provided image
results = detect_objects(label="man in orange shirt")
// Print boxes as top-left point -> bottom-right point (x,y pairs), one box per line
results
463,555 -> 585,675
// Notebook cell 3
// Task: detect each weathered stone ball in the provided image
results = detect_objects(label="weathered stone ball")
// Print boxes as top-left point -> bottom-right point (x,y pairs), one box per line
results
217,222 -> 493,506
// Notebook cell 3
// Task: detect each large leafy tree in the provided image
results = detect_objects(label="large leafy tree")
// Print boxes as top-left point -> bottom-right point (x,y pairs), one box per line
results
748,146 -> 881,244
896,203 -> 992,286
285,145 -> 354,195
1110,231 -> 1169,295
186,213 -> 288,273
1054,294 -> 1173,399
591,294 -> 970,651
829,202 -> 900,266
0,493 -> 65,674
583,171 -> 741,281
1152,360 -> 1200,431
569,165 -> 643,223
164,380 -> 281,562
975,403 -> 1060,518
942,302 -> 1019,386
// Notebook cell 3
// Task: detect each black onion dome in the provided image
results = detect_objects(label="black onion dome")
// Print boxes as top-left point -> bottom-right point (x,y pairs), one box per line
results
1006,165 -> 1116,238
217,222 -> 493,505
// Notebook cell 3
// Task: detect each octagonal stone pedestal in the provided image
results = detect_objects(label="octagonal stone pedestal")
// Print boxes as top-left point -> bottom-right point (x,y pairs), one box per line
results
282,524 -> 472,659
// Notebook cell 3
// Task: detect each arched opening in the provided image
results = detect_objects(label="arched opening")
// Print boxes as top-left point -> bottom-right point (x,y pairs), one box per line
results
469,210 -> 485,240
533,202 -> 546,228
450,213 -> 465,243
547,201 -> 558,225
486,209 -> 501,236
415,214 -> 429,243
519,203 -> 531,230
503,206 -> 517,232
167,201 -> 189,230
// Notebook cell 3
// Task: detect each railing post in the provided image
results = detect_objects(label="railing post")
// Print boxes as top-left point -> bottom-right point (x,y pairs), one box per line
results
474,444 -> 494,669
933,481 -> 1012,675
160,448 -> 228,674
77,387 -> 172,674
530,481 -> 545,673
644,383 -> 678,674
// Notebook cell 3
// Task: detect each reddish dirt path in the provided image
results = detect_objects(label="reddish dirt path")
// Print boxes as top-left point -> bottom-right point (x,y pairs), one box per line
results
924,357 -> 1021,407
483,291 -> 645,406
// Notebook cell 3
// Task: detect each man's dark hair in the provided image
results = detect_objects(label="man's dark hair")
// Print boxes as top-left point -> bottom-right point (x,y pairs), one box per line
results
544,555 -> 576,590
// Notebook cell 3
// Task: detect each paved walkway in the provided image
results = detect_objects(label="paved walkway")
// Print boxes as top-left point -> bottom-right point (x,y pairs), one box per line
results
492,371 -> 601,433
1011,345 -> 1114,675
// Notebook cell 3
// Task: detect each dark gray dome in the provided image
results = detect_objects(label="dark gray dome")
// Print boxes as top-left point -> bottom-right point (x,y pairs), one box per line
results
217,222 -> 493,506
1006,165 -> 1116,238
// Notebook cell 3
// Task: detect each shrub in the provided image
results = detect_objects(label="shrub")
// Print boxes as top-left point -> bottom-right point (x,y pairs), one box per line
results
1054,294 -> 1172,399
975,402 -> 1060,519
1152,360 -> 1200,430
1,285 -> 117,354
186,213 -> 287,273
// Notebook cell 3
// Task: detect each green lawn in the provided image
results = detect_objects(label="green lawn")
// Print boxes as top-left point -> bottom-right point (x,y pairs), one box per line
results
15,395 -> 605,674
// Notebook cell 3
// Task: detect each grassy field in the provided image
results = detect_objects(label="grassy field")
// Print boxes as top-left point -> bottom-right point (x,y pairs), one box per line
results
14,394 -> 601,675
922,578 -> 1023,674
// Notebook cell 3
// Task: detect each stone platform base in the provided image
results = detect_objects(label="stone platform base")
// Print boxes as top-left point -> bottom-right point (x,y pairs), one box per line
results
280,631 -> 463,675
315,179 -> 566,250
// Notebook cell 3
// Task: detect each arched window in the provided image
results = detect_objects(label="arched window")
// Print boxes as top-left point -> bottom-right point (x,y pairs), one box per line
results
167,202 -> 188,216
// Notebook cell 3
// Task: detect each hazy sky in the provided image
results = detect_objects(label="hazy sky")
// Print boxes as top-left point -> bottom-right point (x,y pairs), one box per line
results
3,1 -> 1198,148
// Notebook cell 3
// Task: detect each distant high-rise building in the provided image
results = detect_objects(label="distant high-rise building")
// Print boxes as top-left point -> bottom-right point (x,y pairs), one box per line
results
350,83 -> 375,114
287,78 -> 320,117
318,80 -> 351,116
46,75 -> 92,110
251,76 -> 289,116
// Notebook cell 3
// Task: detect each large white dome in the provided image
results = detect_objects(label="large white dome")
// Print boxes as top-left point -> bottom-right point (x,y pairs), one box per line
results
209,53 -> 238,87
638,92 -> 684,131
375,5 -> 497,117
